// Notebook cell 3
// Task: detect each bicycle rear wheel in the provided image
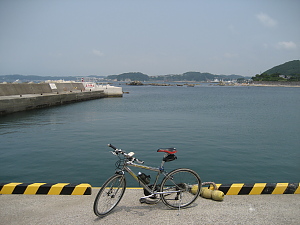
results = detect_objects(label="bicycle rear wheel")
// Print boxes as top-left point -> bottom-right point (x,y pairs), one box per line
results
93,174 -> 126,217
160,168 -> 201,209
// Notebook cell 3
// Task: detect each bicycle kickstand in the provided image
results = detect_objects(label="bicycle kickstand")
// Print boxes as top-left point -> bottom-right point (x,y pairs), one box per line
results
177,192 -> 182,216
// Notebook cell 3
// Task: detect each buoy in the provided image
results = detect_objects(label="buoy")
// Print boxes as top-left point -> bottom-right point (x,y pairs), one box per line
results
190,185 -> 199,195
211,190 -> 225,201
200,187 -> 213,199
199,182 -> 225,201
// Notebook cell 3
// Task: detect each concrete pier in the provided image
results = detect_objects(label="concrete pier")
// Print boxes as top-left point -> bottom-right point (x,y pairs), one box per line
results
0,189 -> 299,225
0,82 -> 123,115
81,82 -> 123,97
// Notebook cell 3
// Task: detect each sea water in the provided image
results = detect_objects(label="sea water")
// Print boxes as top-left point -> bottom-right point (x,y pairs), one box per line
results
0,84 -> 299,186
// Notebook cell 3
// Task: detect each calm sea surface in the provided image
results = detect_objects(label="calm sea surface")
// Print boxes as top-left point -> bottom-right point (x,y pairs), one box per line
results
1,83 -> 299,186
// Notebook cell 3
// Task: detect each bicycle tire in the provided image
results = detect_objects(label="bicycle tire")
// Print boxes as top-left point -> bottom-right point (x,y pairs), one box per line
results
93,174 -> 126,217
160,168 -> 201,209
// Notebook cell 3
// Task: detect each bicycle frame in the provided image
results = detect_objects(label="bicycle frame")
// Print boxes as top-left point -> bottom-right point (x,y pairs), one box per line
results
125,161 -> 163,195
118,155 -> 178,197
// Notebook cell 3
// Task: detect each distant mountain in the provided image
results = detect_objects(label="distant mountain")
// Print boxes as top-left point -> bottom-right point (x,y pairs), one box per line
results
107,72 -> 149,81
252,60 -> 300,81
263,60 -> 300,76
107,71 -> 246,82
1,72 -> 247,83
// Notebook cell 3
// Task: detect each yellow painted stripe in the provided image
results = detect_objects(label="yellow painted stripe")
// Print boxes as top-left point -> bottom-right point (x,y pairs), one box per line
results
226,183 -> 244,195
0,183 -> 23,194
71,183 -> 91,195
294,183 -> 300,194
48,183 -> 69,195
24,183 -> 47,195
272,183 -> 289,194
249,183 -> 267,195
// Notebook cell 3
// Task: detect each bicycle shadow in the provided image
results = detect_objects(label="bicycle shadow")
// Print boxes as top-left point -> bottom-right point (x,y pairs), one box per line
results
93,200 -> 200,221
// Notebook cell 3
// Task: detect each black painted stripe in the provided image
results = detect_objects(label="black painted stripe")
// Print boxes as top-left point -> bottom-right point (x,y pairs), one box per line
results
217,184 -> 230,194
60,183 -> 77,195
284,183 -> 298,194
12,183 -> 33,194
0,183 -> 5,192
261,183 -> 276,194
84,187 -> 92,195
238,183 -> 255,195
36,183 -> 55,194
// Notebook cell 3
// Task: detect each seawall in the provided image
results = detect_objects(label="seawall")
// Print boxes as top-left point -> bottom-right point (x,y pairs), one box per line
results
0,82 -> 123,115
0,82 -> 85,96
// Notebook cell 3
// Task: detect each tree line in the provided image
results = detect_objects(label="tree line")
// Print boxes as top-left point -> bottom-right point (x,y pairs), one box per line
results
107,72 -> 245,82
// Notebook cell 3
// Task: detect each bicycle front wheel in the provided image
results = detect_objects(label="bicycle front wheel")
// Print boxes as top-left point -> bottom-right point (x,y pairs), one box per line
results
160,168 -> 201,209
93,174 -> 126,217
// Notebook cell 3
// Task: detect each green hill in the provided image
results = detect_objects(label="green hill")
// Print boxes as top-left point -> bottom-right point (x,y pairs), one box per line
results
252,60 -> 300,81
107,71 -> 245,82
107,72 -> 149,81
264,60 -> 300,76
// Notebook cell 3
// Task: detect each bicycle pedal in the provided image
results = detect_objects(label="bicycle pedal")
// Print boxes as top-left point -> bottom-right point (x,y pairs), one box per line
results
139,198 -> 147,204
139,197 -> 160,205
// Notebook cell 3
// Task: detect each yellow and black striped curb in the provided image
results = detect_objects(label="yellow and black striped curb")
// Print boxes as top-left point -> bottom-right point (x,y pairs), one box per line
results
209,183 -> 300,195
0,183 -> 91,195
2,182 -> 299,195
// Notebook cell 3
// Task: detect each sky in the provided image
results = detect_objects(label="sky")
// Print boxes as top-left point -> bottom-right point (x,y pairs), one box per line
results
0,0 -> 299,77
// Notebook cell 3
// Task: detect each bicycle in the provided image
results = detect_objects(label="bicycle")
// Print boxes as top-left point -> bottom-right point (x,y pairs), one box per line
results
93,144 -> 202,217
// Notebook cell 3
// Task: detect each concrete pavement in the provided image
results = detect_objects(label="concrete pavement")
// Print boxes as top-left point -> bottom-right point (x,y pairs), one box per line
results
0,188 -> 299,225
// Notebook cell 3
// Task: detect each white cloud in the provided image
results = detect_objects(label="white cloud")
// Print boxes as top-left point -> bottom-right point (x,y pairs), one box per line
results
256,13 -> 277,28
92,49 -> 104,57
276,41 -> 297,50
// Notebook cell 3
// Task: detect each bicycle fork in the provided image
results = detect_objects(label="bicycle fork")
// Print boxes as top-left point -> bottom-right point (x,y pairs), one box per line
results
106,176 -> 125,198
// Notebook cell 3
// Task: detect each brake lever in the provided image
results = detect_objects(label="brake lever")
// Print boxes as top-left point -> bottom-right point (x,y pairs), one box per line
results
111,149 -> 123,155
111,151 -> 117,155
135,158 -> 144,164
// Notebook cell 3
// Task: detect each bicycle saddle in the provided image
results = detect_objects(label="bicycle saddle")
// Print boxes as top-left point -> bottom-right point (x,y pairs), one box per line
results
157,148 -> 177,154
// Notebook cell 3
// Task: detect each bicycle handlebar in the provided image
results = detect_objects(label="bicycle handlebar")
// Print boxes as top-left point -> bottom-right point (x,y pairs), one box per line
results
108,143 -> 117,150
108,143 -> 144,164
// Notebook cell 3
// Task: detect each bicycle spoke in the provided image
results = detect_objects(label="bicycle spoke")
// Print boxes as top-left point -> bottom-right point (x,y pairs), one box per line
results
160,168 -> 201,209
93,175 -> 126,217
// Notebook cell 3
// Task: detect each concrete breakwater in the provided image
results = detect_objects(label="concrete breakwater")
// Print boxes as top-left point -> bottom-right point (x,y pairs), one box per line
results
0,82 -> 123,115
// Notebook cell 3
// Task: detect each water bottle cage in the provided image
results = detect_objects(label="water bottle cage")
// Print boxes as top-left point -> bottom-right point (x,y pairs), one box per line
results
138,173 -> 151,184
